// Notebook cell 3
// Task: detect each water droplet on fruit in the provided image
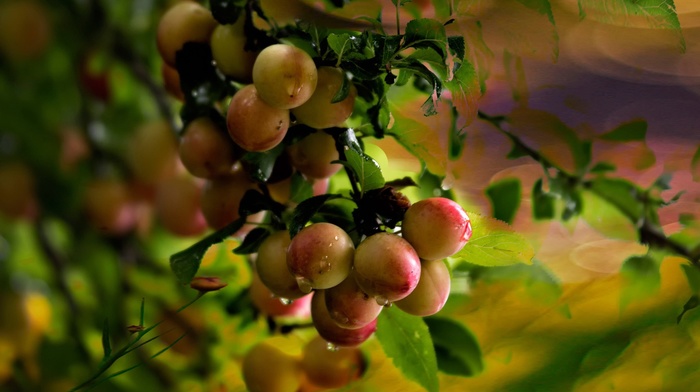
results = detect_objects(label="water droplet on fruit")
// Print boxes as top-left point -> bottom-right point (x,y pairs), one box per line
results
375,296 -> 389,306
334,236 -> 338,241
279,297 -> 292,305
326,342 -> 339,352
295,277 -> 313,293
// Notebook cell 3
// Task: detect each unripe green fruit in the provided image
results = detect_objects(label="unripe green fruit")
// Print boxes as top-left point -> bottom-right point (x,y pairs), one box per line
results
227,84 -> 290,152
291,66 -> 356,128
353,232 -> 421,304
210,21 -> 257,82
401,197 -> 472,261
256,230 -> 307,300
286,223 -> 355,292
396,259 -> 451,316
252,44 -> 318,109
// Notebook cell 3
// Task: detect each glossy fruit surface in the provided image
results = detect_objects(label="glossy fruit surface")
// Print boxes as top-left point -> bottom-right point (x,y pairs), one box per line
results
291,66 -> 356,128
227,84 -> 290,152
156,2 -> 217,66
252,44 -> 318,109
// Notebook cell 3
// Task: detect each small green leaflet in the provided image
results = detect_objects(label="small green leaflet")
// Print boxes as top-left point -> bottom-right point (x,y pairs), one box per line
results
532,178 -> 556,220
445,59 -> 479,126
376,306 -> 439,392
335,149 -> 385,195
577,0 -> 685,52
424,317 -> 483,377
453,212 -> 534,267
600,120 -> 647,142
289,194 -> 342,238
404,19 -> 448,59
485,177 -> 521,225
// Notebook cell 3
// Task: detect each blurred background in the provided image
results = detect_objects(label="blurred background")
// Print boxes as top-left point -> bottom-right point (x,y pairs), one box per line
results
0,0 -> 699,391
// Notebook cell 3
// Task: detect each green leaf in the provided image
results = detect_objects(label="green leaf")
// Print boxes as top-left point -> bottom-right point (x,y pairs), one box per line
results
678,295 -> 700,324
691,144 -> 700,182
289,172 -> 314,204
289,194 -> 342,238
327,33 -> 368,62
233,228 -> 270,255
101,318 -> 111,359
588,177 -> 644,225
532,178 -> 556,220
444,60 -> 479,126
240,143 -> 285,183
338,148 -> 385,195
682,264 -> 700,294
600,120 -> 647,142
447,36 -> 466,60
580,190 -> 638,241
620,255 -> 661,308
330,69 -> 351,103
503,50 -> 528,105
139,298 -> 145,327
485,178 -> 521,224
577,0 -> 685,52
424,317 -> 483,377
404,18 -> 448,59
376,306 -> 439,392
170,217 -> 247,284
589,162 -> 617,174
454,213 -> 535,266
393,57 -> 443,116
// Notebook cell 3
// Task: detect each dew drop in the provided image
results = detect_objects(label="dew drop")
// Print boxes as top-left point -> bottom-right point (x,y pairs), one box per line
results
295,277 -> 313,293
326,342 -> 339,352
375,296 -> 389,306
334,236 -> 339,241
279,297 -> 292,306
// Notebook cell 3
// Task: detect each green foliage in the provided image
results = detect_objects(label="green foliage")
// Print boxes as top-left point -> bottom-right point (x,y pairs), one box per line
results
454,213 -> 534,267
424,316 -> 483,377
485,177 -> 522,224
376,306 -> 439,392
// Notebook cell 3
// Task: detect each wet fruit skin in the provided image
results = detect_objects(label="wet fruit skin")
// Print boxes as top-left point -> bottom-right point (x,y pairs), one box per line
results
249,272 -> 312,318
252,44 -> 318,109
286,223 -> 355,292
242,339 -> 303,392
311,291 -> 377,347
287,131 -> 341,180
401,197 -> 472,261
301,335 -> 365,388
156,2 -> 217,66
396,258 -> 451,316
256,230 -> 308,300
324,272 -> 383,329
353,232 -> 421,304
291,66 -> 357,129
226,84 -> 290,152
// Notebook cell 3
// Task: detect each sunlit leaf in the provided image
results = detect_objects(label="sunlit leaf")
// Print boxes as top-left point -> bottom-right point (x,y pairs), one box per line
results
444,59 -> 479,126
337,148 -> 385,194
424,317 -> 483,377
454,212 -> 534,266
588,177 -> 644,225
620,255 -> 660,308
376,306 -> 439,392
578,0 -> 685,52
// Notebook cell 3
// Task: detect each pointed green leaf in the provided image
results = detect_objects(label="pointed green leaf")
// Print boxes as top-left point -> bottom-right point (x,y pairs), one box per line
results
139,298 -> 145,327
454,212 -> 534,266
424,317 -> 483,377
620,255 -> 660,308
289,194 -> 342,238
340,148 -> 385,194
376,306 -> 439,392
447,36 -> 466,60
532,178 -> 556,220
485,178 -> 521,225
404,18 -> 448,59
444,60 -> 479,126
330,69 -> 351,103
101,318 -> 111,359
682,263 -> 700,294
233,228 -> 271,255
588,177 -> 644,224
600,120 -> 647,142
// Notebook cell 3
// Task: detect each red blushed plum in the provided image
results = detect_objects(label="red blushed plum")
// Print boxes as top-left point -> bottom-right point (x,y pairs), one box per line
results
324,272 -> 383,329
84,179 -> 137,236
353,232 -> 421,305
250,272 -> 311,318
286,223 -> 355,293
401,197 -> 472,261
311,291 -> 376,347
155,176 -> 207,237
291,66 -> 356,129
227,84 -> 290,152
301,335 -> 365,389
287,131 -> 341,180
252,44 -> 318,109
179,117 -> 240,179
256,230 -> 307,300
396,259 -> 451,316
156,2 -> 217,66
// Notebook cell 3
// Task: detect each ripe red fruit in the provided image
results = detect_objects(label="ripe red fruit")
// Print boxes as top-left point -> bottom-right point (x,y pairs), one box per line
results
227,84 -> 290,152
311,291 -> 376,347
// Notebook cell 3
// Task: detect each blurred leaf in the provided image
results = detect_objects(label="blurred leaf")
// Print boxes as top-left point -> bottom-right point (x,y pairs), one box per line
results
454,212 -> 534,266
677,295 -> 700,324
600,120 -> 647,141
580,190 -> 638,241
503,50 -> 528,104
620,255 -> 660,308
589,161 -> 617,174
682,263 -> 700,294
376,306 -> 439,392
691,145 -> 700,182
209,0 -> 246,25
578,0 -> 685,52
170,217 -> 247,285
289,172 -> 314,204
485,178 -> 521,224
289,194 -> 342,238
424,317 -> 483,377
139,298 -> 145,328
331,69 -> 351,103
445,59 -> 479,126
233,228 -> 270,255
102,318 -> 112,359
532,178 -> 556,220
588,177 -> 643,225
